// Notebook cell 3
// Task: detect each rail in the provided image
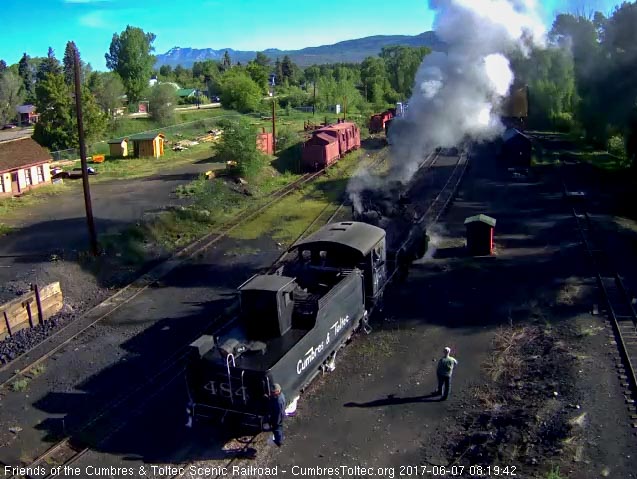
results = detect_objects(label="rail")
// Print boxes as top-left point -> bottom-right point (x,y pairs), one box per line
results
0,169 -> 326,388
6,149 -> 386,479
562,171 -> 637,404
376,149 -> 469,298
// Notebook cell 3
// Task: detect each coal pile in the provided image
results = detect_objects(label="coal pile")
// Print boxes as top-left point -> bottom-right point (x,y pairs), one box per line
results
0,305 -> 76,365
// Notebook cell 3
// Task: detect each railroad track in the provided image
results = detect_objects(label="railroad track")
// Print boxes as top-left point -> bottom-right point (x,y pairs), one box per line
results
173,149 -> 469,478
562,173 -> 637,420
379,149 -> 469,290
10,147 -> 466,479
417,150 -> 469,226
0,169 -> 328,390
6,152 -> 388,479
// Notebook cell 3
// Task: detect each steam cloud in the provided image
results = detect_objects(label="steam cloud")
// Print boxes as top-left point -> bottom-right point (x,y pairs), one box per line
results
349,0 -> 546,211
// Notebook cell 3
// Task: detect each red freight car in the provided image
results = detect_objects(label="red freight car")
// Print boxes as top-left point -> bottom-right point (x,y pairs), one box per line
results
302,120 -> 361,171
369,110 -> 394,134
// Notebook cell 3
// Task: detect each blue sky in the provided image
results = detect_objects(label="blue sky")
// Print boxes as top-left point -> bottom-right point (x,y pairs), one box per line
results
0,0 -> 625,70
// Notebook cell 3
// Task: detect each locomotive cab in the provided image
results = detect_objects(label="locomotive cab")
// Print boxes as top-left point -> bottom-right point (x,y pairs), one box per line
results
290,221 -> 387,305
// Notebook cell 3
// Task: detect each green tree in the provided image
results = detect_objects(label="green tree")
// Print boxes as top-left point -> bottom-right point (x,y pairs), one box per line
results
304,66 -> 320,84
159,64 -> 172,78
90,72 -> 125,117
33,72 -> 74,150
37,47 -> 62,82
254,52 -> 270,68
74,85 -> 107,144
246,61 -> 269,94
216,117 -> 266,179
148,83 -> 177,126
360,56 -> 389,105
63,42 -> 79,86
380,46 -> 431,98
0,71 -> 23,125
510,47 -> 577,130
219,69 -> 262,113
274,58 -> 283,85
222,50 -> 232,71
105,26 -> 157,103
281,55 -> 298,85
18,53 -> 34,102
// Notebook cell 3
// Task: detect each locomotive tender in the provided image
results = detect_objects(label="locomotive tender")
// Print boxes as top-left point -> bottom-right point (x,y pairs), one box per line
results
185,221 -> 387,429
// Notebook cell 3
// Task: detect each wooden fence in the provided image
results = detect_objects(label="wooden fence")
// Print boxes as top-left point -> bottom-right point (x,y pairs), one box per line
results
0,282 -> 63,340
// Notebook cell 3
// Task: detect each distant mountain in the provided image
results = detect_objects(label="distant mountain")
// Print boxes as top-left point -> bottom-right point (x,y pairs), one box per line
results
155,31 -> 444,68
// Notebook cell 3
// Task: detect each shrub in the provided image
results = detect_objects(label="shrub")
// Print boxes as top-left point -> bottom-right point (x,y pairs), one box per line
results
608,134 -> 626,158
149,84 -> 177,126
216,118 -> 267,179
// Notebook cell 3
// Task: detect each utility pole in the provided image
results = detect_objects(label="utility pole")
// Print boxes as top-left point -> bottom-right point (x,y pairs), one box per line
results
343,96 -> 347,121
73,45 -> 98,256
271,98 -> 276,154
313,82 -> 316,117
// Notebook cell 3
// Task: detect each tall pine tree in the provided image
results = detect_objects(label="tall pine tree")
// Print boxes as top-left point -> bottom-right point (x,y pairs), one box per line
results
63,41 -> 78,86
18,53 -> 34,102
222,51 -> 232,71
37,47 -> 62,82
33,72 -> 75,150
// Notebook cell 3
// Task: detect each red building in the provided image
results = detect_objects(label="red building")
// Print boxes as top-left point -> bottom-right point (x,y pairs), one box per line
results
302,121 -> 360,171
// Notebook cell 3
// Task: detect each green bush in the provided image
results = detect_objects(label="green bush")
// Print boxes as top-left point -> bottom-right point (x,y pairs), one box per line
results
216,118 -> 267,179
550,112 -> 575,133
608,134 -> 626,158
276,125 -> 300,151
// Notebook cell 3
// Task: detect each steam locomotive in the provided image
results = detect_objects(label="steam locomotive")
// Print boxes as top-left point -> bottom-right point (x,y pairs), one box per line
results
185,221 -> 387,429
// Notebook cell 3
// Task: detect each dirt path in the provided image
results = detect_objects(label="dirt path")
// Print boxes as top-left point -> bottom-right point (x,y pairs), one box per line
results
0,158 -> 223,309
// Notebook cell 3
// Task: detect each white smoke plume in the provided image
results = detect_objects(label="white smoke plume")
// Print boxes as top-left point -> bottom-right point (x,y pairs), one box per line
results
349,0 -> 546,210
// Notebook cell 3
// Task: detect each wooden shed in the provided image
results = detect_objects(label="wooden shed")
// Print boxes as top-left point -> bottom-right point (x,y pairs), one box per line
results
107,138 -> 129,158
129,133 -> 165,158
465,214 -> 496,256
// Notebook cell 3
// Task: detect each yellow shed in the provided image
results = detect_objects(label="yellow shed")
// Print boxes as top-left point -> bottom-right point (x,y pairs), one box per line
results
107,138 -> 129,157
129,133 -> 165,158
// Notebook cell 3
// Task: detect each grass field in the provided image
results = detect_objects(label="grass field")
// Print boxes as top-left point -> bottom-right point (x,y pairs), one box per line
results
100,138 -> 381,265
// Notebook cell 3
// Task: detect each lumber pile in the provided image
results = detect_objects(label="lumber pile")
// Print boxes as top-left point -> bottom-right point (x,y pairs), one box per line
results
0,282 -> 63,340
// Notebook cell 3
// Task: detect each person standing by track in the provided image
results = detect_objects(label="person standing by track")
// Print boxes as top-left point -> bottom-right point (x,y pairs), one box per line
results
268,383 -> 286,447
435,347 -> 458,400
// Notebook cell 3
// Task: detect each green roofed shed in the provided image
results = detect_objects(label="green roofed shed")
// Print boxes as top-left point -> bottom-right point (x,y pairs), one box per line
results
464,214 -> 496,227
465,214 -> 496,256
107,138 -> 129,157
129,133 -> 165,158
176,88 -> 197,98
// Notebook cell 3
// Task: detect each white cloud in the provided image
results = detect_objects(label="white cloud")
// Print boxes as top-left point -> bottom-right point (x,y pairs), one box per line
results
79,10 -> 107,27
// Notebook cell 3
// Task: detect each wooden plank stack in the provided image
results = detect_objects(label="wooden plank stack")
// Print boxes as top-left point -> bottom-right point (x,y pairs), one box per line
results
0,282 -> 63,340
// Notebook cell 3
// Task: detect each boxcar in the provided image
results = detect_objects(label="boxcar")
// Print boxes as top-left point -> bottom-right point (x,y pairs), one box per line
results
301,121 -> 361,171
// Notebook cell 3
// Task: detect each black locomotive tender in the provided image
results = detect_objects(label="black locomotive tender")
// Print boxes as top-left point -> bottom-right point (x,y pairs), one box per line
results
186,221 -> 388,429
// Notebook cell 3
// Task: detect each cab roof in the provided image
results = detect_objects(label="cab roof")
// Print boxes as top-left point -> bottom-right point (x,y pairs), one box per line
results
292,221 -> 385,256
